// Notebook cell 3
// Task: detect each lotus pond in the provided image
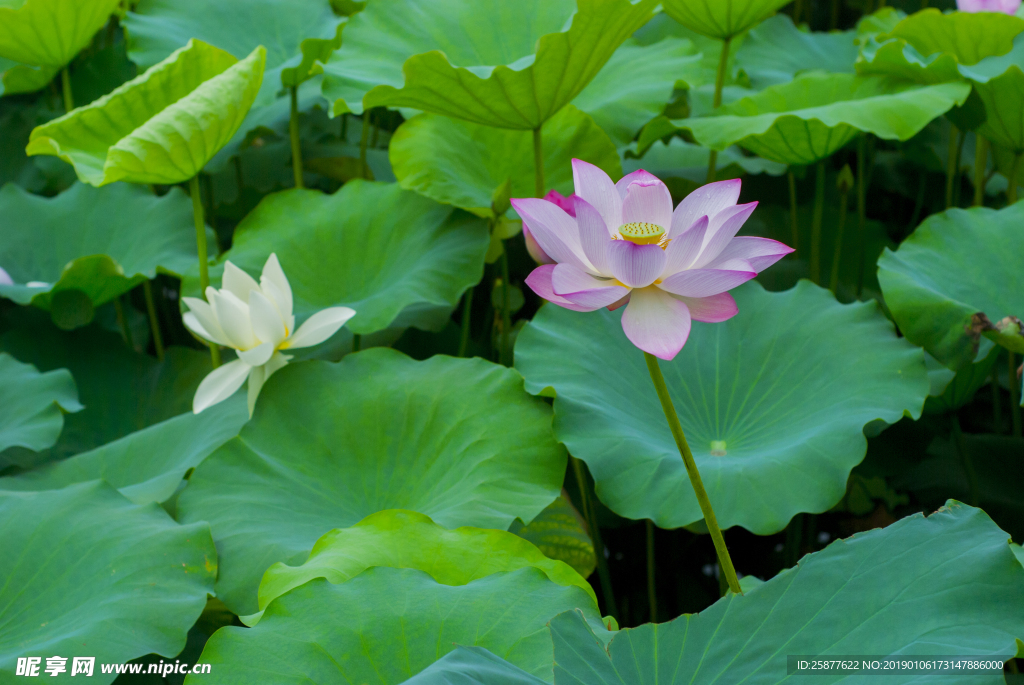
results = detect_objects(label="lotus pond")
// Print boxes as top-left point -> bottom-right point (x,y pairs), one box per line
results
1,0 -> 1024,682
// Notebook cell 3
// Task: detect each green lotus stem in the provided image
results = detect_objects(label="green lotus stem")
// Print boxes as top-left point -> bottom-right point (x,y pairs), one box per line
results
359,111 -> 371,180
143,280 -> 165,361
830,0 -> 840,29
646,519 -> 657,622
571,456 -> 618,617
289,86 -> 304,189
533,126 -> 544,197
706,36 -> 732,184
991,362 -> 1002,434
809,160 -> 826,285
1010,351 -> 1021,437
189,175 -> 220,368
908,172 -> 926,231
973,135 -> 988,207
829,185 -> 849,292
113,296 -> 134,350
953,127 -> 966,208
1008,152 -> 1021,205
945,123 -> 959,209
458,286 -> 474,358
60,66 -> 73,112
951,417 -> 979,507
788,170 -> 800,258
855,136 -> 868,298
352,334 -> 361,352
499,248 -> 512,366
643,352 -> 742,595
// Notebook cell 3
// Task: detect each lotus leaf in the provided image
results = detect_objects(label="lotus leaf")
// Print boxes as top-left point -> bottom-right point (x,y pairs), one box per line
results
0,182 -> 199,312
660,0 -> 792,40
0,0 -> 121,67
182,182 -> 489,335
177,349 -> 567,614
0,482 -> 216,684
248,509 -> 595,624
191,567 -> 600,685
0,352 -> 81,454
639,72 -> 970,165
320,0 -> 658,126
0,57 -> 56,96
878,203 -> 1024,370
390,106 -> 620,219
736,14 -> 858,90
509,494 -> 596,580
26,39 -> 266,185
515,281 -> 929,534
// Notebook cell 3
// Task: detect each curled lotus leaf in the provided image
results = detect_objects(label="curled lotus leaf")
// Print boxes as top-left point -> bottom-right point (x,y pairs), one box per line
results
26,39 -> 266,186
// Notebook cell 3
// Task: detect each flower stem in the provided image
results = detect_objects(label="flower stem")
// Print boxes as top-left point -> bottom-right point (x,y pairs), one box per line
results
951,416 -> 979,507
1010,351 -> 1021,438
359,110 -> 371,180
706,36 -> 732,183
809,160 -> 826,285
646,519 -> 657,622
533,125 -> 544,198
787,170 -> 800,259
945,123 -> 959,209
113,296 -> 134,350
973,134 -> 988,207
572,456 -> 618,617
643,352 -> 742,595
855,135 -> 868,298
458,287 -> 474,357
190,175 -> 220,368
1008,152 -> 1021,205
829,185 -> 848,293
143,280 -> 165,361
289,86 -> 304,189
499,249 -> 512,366
60,66 -> 74,112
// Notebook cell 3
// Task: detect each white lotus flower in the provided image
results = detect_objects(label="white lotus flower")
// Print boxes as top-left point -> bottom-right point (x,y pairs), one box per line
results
183,253 -> 355,416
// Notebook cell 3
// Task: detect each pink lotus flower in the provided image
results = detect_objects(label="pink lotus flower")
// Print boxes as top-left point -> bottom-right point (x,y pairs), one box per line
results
513,160 -> 792,360
957,0 -> 1021,13
523,190 -> 575,265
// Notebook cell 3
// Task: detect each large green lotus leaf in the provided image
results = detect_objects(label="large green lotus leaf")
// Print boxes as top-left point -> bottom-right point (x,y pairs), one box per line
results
515,281 -> 929,535
509,494 -> 596,580
878,203 -> 1024,371
0,321 -> 211,468
124,0 -> 343,97
0,481 -> 216,683
570,36 -> 698,147
624,139 -> 786,187
182,182 -> 488,336
0,353 -> 81,454
639,73 -> 970,165
190,567 -> 600,685
26,39 -> 266,186
0,396 -> 247,505
660,0 -> 791,40
177,349 -> 567,614
404,647 -> 548,685
735,15 -> 857,90
0,0 -> 120,67
547,502 -> 1024,685
248,509 -> 595,624
0,57 -> 57,96
390,106 -> 619,219
320,0 -> 657,126
0,182 -> 198,310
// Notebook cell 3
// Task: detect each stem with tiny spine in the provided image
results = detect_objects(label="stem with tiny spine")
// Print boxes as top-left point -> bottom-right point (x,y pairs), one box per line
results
113,296 -> 134,350
61,66 -> 74,112
143,280 -> 165,361
359,110 -> 371,180
572,456 -> 618,617
829,186 -> 849,292
706,36 -> 732,184
289,86 -> 304,189
809,160 -> 826,285
533,126 -> 544,198
973,135 -> 988,207
189,175 -> 220,368
945,123 -> 959,209
646,519 -> 657,622
644,352 -> 742,595
458,287 -> 474,358
788,170 -> 800,258
499,247 -> 512,366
